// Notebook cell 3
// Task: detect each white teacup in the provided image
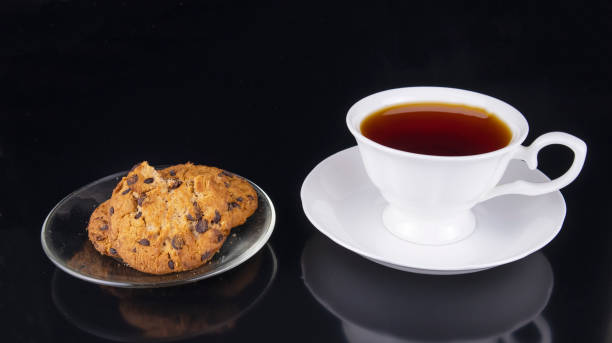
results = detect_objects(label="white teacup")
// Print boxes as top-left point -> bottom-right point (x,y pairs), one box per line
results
346,87 -> 587,245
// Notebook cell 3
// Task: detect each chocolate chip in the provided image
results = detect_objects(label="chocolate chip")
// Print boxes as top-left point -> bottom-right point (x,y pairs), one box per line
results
171,236 -> 185,250
144,177 -> 154,184
169,169 -> 176,176
186,213 -> 196,221
228,202 -> 240,210
137,195 -> 146,206
168,260 -> 175,270
219,170 -> 234,178
212,210 -> 221,224
110,248 -> 117,255
109,206 -> 114,215
193,202 -> 203,219
134,212 -> 142,219
236,197 -> 243,202
132,248 -> 136,252
247,195 -> 254,200
216,232 -> 224,242
122,188 -> 131,195
201,251 -> 212,261
195,219 -> 208,233
138,239 -> 150,246
99,224 -> 108,231
96,236 -> 105,241
127,174 -> 138,185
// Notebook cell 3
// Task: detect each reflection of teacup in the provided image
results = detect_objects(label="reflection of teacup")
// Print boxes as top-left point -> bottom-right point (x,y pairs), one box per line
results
302,234 -> 553,342
346,87 -> 586,245
54,244 -> 277,342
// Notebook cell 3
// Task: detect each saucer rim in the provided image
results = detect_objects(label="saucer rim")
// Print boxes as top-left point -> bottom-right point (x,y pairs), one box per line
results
41,168 -> 276,288
300,146 -> 567,273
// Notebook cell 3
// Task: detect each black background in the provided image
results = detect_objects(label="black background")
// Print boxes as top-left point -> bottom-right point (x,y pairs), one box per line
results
1,1 -> 611,342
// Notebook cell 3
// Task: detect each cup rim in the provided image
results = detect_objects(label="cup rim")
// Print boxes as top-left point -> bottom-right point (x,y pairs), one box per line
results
346,87 -> 529,161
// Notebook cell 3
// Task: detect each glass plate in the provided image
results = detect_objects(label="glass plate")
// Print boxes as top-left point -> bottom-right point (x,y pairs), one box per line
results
41,167 -> 275,288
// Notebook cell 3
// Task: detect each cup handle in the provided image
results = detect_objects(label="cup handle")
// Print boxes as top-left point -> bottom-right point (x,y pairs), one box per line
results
501,315 -> 552,343
481,132 -> 587,201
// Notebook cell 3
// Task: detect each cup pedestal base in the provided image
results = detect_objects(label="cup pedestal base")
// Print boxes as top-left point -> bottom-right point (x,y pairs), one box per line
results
382,206 -> 476,245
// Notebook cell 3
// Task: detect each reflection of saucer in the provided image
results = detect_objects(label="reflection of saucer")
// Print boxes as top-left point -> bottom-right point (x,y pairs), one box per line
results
302,234 -> 553,342
300,147 -> 566,274
52,244 -> 277,342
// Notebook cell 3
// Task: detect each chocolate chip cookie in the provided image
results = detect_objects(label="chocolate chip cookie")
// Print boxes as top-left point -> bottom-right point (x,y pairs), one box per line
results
86,161 -> 258,275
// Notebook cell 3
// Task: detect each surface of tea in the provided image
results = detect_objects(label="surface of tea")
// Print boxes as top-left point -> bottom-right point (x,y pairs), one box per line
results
360,103 -> 512,156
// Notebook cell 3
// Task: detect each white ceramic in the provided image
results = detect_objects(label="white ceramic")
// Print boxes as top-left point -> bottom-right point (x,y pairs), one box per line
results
346,87 -> 586,245
300,147 -> 567,275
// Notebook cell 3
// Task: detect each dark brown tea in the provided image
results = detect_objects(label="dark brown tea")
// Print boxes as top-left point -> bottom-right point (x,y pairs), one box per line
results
360,102 -> 512,156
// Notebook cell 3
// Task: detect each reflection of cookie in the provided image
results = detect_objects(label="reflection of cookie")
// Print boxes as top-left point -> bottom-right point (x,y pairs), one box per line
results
66,241 -> 133,279
119,301 -> 236,338
85,161 -> 258,275
102,251 -> 263,339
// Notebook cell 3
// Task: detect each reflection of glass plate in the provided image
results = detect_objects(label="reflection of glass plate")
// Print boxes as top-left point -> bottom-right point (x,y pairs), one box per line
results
41,167 -> 275,288
52,244 -> 277,342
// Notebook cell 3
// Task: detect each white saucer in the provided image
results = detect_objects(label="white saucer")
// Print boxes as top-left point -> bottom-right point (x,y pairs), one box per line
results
300,147 -> 566,275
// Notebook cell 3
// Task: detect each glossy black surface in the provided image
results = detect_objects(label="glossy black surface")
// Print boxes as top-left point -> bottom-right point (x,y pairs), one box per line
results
1,1 -> 610,342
